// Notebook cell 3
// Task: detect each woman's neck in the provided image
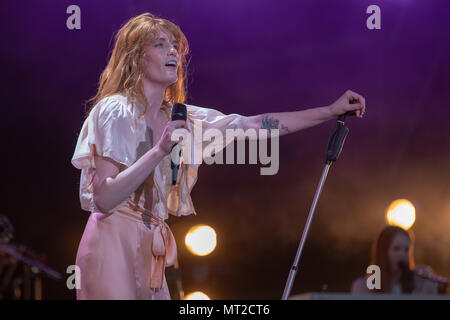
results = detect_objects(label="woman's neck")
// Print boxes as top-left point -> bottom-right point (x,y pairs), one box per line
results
142,79 -> 166,119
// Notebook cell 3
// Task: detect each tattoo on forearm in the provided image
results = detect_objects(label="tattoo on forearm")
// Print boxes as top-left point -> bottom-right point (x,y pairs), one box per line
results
261,115 -> 290,133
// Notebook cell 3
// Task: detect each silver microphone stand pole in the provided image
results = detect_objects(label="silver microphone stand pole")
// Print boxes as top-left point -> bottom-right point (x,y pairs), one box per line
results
281,101 -> 358,300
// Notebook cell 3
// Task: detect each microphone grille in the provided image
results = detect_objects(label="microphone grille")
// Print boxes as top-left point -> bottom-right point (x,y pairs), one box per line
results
171,103 -> 187,121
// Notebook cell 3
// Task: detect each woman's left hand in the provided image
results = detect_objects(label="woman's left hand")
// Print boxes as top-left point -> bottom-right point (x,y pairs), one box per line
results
328,90 -> 366,118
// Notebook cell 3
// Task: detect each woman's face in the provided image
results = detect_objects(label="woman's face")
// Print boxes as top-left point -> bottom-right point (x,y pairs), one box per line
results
142,28 -> 180,87
388,233 -> 410,274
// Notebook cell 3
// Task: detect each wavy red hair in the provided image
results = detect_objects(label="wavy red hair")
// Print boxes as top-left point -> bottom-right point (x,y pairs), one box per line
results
87,12 -> 190,117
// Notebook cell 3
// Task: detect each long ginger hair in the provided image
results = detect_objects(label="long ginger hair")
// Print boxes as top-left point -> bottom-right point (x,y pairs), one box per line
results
370,226 -> 416,293
86,12 -> 190,117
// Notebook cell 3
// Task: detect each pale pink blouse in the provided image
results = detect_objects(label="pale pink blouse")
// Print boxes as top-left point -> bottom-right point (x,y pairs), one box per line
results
71,93 -> 245,298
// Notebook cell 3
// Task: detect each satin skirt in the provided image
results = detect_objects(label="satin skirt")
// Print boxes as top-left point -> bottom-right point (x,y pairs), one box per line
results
75,211 -> 172,300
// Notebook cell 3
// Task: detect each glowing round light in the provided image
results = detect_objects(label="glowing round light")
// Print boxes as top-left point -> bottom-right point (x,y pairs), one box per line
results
386,199 -> 416,230
184,291 -> 211,300
185,224 -> 217,256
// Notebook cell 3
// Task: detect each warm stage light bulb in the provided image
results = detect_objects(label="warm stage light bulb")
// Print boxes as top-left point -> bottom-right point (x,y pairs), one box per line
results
185,224 -> 217,256
386,199 -> 416,230
184,291 -> 211,300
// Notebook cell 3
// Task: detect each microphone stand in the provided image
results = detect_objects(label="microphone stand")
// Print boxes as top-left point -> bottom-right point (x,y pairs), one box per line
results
281,101 -> 358,300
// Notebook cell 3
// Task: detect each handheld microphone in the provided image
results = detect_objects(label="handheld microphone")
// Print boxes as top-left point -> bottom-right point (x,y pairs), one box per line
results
170,103 -> 187,185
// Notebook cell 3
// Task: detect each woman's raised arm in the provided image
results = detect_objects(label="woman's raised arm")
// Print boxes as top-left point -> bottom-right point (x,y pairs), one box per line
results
243,90 -> 366,136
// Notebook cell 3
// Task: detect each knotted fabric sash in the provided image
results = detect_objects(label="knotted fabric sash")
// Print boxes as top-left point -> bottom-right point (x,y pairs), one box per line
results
125,200 -> 177,290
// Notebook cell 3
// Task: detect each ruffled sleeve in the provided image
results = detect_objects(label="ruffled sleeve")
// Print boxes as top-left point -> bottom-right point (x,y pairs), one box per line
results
188,104 -> 247,145
163,104 -> 247,217
71,95 -> 142,212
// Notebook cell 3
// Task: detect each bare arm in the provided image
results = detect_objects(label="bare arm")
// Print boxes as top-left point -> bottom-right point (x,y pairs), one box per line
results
243,90 -> 367,136
246,106 -> 334,136
92,147 -> 165,213
92,119 -> 187,213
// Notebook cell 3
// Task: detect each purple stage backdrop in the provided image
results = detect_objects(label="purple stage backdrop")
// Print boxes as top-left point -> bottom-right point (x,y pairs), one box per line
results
1,0 -> 449,299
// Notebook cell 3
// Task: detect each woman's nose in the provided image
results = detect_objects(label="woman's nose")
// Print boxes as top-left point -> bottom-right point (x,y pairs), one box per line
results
168,46 -> 178,56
